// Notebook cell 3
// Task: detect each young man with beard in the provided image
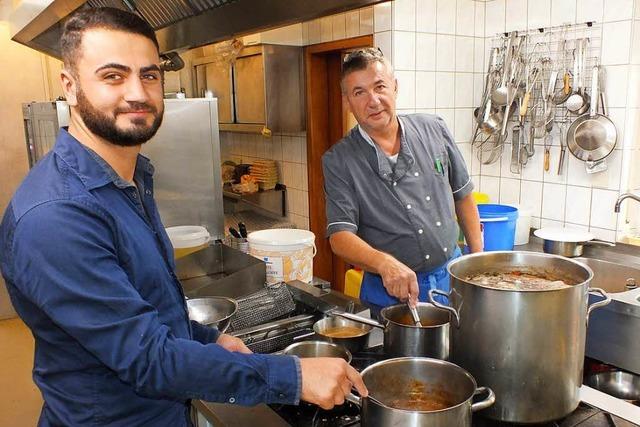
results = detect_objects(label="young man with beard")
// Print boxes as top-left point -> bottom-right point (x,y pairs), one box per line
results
0,7 -> 365,426
322,48 -> 482,308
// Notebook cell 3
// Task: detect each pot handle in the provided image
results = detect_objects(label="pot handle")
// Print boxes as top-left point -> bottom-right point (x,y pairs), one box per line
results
332,311 -> 386,329
587,287 -> 612,322
345,392 -> 361,407
471,386 -> 496,412
583,239 -> 616,247
428,289 -> 460,327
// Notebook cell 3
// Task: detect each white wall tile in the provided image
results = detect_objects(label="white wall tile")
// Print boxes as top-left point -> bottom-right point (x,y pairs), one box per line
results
541,218 -> 564,228
567,154 -> 593,186
436,108 -> 456,132
531,217 -> 542,228
590,226 -> 616,241
374,2 -> 393,32
481,154 -> 502,177
394,0 -> 417,31
576,0 -> 604,23
332,14 -> 347,40
474,38 -> 486,73
500,177 -> 521,205
473,73 -> 485,105
360,7 -> 374,35
435,72 -> 455,108
590,188 -> 619,228
416,71 -> 436,108
521,147 -> 545,182
551,0 -> 577,26
632,26 -> 640,65
606,107 -> 626,146
436,35 -> 456,71
565,186 -> 592,225
588,149 -> 623,190
454,108 -> 474,142
480,175 -> 501,201
542,182 -> 567,220
393,31 -> 416,70
603,65 -> 630,108
375,31 -> 393,61
601,21 -> 632,65
320,17 -> 333,42
455,36 -> 475,72
396,70 -> 416,109
528,0 -> 551,29
454,72 -> 474,107
270,136 -> 282,162
475,1 -> 486,37
456,0 -> 476,36
485,0 -> 506,36
500,143 -> 523,178
416,0 -> 437,33
625,109 -> 640,149
301,164 -> 308,191
542,145 -> 569,184
437,0 -> 457,34
346,10 -> 360,38
416,33 -> 437,71
282,136 -> 303,163
308,19 -> 321,45
627,66 -> 640,107
458,142 -> 473,171
603,0 -> 634,21
506,0 -> 528,32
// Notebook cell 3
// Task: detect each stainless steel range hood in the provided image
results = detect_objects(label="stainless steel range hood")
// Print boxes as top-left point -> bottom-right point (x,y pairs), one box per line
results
12,0 -> 383,58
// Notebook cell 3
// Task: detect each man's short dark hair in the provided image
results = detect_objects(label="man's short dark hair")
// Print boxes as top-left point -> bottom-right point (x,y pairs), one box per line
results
60,6 -> 159,73
340,47 -> 392,92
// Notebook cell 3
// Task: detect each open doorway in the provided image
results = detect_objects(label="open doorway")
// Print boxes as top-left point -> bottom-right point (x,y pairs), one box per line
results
304,35 -> 373,293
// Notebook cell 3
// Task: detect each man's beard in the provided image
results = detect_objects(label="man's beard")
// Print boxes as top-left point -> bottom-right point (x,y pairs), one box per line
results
75,86 -> 164,147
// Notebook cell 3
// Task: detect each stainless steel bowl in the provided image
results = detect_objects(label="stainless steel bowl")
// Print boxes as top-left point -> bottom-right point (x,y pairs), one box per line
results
186,297 -> 237,333
283,340 -> 352,363
586,371 -> 640,401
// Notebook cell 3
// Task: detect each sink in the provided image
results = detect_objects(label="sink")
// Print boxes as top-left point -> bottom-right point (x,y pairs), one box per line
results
575,257 -> 640,376
574,257 -> 640,293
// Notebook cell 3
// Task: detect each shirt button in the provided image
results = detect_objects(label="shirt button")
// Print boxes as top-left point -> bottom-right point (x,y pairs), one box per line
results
131,192 -> 137,198
406,204 -> 412,210
145,189 -> 151,195
425,254 -> 430,260
414,172 -> 420,177
279,393 -> 286,398
436,221 -> 442,227
426,196 -> 431,201
444,247 -> 448,252
393,181 -> 397,186
229,397 -> 236,403
418,229 -> 424,234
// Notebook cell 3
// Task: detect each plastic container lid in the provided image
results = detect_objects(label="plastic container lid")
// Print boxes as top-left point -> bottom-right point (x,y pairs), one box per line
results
247,229 -> 315,246
165,226 -> 210,248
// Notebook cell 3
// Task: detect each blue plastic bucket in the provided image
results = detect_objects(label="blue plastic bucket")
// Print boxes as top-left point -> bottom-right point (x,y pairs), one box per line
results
478,204 -> 519,251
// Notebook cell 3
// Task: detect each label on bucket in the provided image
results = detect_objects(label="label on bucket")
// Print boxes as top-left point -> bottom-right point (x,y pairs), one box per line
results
262,256 -> 284,282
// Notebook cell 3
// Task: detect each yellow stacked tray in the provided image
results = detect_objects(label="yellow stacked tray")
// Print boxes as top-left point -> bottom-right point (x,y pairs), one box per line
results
250,160 -> 279,190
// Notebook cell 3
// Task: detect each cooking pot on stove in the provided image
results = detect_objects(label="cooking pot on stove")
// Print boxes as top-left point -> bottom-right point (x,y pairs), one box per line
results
347,357 -> 495,427
428,251 -> 611,424
321,303 -> 449,359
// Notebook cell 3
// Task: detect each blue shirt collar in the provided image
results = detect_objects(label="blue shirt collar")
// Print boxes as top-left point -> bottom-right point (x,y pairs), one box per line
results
53,127 -> 154,191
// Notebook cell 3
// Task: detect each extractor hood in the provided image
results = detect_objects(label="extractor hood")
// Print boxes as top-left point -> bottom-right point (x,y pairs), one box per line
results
11,0 -> 384,59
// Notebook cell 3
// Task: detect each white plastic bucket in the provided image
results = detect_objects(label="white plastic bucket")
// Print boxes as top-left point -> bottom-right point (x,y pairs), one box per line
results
247,229 -> 317,284
512,205 -> 532,245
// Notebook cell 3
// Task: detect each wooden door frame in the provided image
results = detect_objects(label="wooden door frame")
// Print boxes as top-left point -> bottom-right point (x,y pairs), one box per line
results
305,35 -> 373,293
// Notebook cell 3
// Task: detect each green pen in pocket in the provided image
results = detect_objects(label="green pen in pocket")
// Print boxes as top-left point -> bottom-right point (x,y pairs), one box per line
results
435,158 -> 444,175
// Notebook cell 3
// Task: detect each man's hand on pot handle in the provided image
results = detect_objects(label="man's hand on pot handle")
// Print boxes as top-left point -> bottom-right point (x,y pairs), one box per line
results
379,254 -> 419,306
299,358 -> 368,409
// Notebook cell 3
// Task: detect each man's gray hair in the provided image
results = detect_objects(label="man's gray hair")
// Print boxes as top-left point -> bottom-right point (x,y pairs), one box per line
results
340,47 -> 394,92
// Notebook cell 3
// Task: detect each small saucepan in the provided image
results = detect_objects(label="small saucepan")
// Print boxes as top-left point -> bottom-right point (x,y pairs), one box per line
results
315,303 -> 450,359
283,340 -> 352,363
534,227 -> 615,258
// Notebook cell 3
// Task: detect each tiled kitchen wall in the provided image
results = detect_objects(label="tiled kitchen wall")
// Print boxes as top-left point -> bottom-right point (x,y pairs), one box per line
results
219,6 -> 375,231
480,0 -> 640,242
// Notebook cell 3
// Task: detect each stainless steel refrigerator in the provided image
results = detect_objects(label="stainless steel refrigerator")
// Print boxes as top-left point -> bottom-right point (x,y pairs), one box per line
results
22,98 -> 224,239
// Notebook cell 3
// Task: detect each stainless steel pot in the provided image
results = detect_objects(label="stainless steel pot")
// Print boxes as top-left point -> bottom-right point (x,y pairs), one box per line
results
586,371 -> 640,401
335,303 -> 450,359
347,357 -> 495,427
534,227 -> 615,257
283,341 -> 352,363
313,316 -> 372,354
186,297 -> 237,333
428,251 -> 611,424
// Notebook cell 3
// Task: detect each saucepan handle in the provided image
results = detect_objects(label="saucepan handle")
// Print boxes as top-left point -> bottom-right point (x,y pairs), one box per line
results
471,386 -> 495,412
428,289 -> 460,327
583,239 -> 616,247
587,287 -> 611,323
332,311 -> 386,329
345,392 -> 361,407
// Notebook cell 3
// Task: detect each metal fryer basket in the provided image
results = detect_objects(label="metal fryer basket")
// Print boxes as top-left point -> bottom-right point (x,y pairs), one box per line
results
229,282 -> 297,331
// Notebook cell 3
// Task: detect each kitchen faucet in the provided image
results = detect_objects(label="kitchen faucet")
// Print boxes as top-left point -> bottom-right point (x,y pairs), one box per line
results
614,192 -> 640,212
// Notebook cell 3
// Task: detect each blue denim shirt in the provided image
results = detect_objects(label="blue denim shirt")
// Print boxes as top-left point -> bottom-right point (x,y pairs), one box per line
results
0,128 -> 300,426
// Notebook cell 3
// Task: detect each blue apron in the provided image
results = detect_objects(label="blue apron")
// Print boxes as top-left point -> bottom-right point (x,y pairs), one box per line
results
359,247 -> 462,307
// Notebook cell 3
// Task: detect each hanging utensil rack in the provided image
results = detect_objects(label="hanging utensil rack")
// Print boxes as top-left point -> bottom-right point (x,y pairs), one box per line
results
472,22 -> 603,167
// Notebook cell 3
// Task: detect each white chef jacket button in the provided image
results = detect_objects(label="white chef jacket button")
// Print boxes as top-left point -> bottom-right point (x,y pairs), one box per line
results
436,221 -> 441,227
414,172 -> 419,177
425,254 -> 430,260
229,397 -> 236,403
393,181 -> 397,186
444,247 -> 448,252
418,229 -> 424,234
426,196 -> 431,201
406,204 -> 412,210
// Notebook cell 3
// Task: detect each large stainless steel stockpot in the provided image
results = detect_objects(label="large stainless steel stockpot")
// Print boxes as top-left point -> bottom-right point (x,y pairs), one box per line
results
428,251 -> 611,424
347,357 -> 495,427
335,303 -> 450,359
